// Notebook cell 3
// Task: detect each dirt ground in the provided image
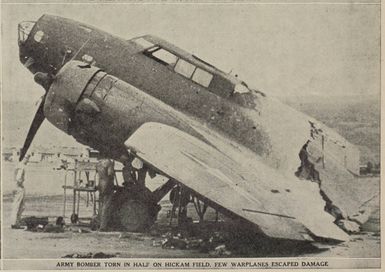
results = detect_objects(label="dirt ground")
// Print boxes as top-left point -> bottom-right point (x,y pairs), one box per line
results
1,161 -> 380,259
2,191 -> 380,259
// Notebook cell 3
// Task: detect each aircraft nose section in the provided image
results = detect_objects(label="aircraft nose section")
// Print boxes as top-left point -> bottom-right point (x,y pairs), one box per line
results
18,21 -> 41,73
18,21 -> 35,45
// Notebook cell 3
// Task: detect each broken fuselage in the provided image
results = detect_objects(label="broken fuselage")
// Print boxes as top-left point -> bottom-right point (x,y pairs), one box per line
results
18,15 -> 360,221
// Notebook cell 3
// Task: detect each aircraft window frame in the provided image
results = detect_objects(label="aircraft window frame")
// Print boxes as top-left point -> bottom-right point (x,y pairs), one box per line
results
19,30 -> 29,43
145,47 -> 178,67
18,21 -> 35,43
34,30 -> 45,43
174,59 -> 196,79
192,67 -> 213,87
133,37 -> 155,49
146,46 -> 160,54
143,47 -> 215,91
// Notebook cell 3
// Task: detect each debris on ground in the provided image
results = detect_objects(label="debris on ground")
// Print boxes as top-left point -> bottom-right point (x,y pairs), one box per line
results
158,230 -> 210,251
10,225 -> 25,230
93,252 -> 116,258
43,216 -> 66,233
162,237 -> 187,250
62,252 -> 116,258
22,216 -> 49,231
119,232 -> 145,241
68,226 -> 91,233
43,224 -> 65,233
349,194 -> 379,228
336,220 -> 361,234
186,239 -> 204,249
349,210 -> 372,225
209,244 -> 232,256
18,216 -> 67,233
154,226 -> 233,254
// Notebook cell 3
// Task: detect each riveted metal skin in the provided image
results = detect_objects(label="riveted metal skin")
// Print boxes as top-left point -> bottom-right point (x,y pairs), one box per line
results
19,15 -> 364,225
44,61 -> 102,133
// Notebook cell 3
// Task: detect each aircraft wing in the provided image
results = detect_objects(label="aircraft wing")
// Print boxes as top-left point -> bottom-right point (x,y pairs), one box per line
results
125,122 -> 349,242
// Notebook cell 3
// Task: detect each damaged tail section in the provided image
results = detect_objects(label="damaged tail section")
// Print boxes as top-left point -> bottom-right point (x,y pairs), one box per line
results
240,95 -> 369,234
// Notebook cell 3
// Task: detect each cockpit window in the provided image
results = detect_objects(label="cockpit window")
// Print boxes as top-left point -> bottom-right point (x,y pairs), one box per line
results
34,30 -> 45,43
175,59 -> 196,78
18,21 -> 35,43
192,68 -> 213,87
152,49 -> 177,65
145,47 -> 178,66
133,37 -> 155,49
143,45 -> 214,89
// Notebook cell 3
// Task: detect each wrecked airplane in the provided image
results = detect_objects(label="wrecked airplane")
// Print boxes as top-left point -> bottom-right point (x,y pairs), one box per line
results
17,15 -> 374,243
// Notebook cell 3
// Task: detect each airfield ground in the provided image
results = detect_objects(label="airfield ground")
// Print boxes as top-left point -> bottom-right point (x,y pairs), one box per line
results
2,167 -> 380,259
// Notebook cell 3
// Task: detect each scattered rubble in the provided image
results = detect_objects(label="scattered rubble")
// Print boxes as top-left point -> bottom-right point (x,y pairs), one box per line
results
161,235 -> 188,250
209,244 -> 231,256
22,216 -> 49,231
151,225 -> 240,255
62,252 -> 116,258
20,216 -> 67,233
43,224 -> 65,233
349,193 -> 379,227
336,220 -> 361,234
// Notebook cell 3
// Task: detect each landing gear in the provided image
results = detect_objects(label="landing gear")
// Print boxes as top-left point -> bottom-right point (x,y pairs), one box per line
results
115,199 -> 157,231
168,185 -> 211,226
97,157 -> 171,232
94,184 -> 162,232
169,186 -> 191,225
192,196 -> 208,223
95,156 -> 217,232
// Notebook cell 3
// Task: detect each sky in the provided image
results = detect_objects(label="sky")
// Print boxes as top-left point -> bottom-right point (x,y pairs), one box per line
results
1,2 -> 381,147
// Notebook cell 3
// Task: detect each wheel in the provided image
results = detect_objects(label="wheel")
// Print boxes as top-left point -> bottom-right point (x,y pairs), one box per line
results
114,199 -> 156,232
90,215 -> 100,231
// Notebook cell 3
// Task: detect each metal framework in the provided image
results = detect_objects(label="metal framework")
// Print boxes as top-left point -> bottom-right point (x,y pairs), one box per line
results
62,161 -> 99,223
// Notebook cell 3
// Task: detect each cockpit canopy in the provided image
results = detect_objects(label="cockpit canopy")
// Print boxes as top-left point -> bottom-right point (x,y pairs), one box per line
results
131,35 -> 256,98
18,21 -> 36,45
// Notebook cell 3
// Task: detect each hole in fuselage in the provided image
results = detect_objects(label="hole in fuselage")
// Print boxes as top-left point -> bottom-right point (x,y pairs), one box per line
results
295,141 -> 344,222
295,141 -> 320,183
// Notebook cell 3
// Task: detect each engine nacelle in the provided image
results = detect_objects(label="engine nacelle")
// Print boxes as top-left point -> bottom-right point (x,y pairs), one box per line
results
44,61 -> 104,133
